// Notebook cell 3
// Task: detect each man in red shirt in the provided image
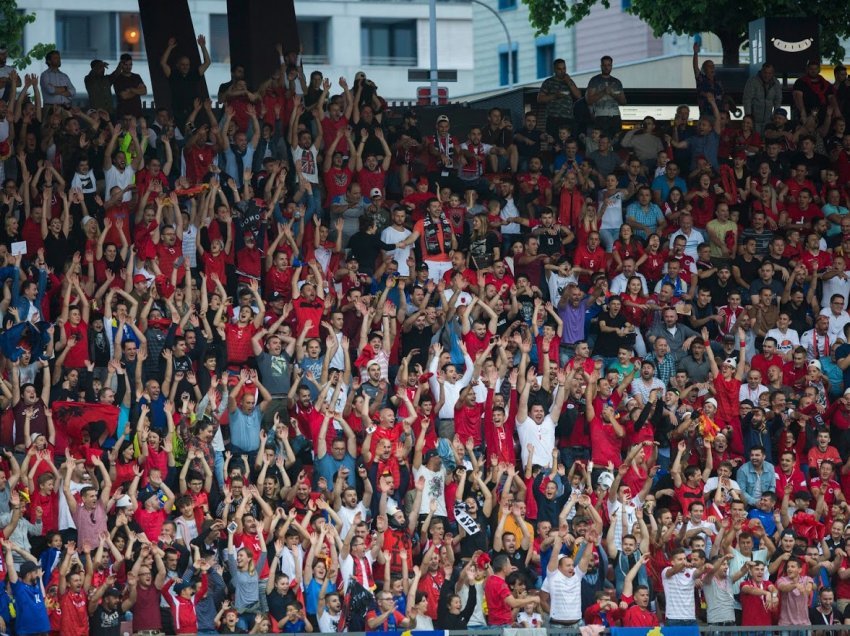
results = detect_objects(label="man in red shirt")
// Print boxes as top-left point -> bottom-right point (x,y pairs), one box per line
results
291,264 -> 326,339
322,129 -> 356,207
705,326 -> 747,431
517,156 -> 553,209
58,545 -> 92,636
152,222 -> 186,284
572,232 -> 608,286
454,386 -> 484,448
461,297 -> 498,361
484,553 -> 540,626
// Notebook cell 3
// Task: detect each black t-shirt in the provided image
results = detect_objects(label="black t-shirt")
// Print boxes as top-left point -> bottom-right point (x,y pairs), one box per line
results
90,605 -> 122,636
705,278 -> 734,308
268,588 -> 299,622
169,68 -> 204,119
535,228 -> 563,257
809,605 -> 846,625
781,300 -> 810,335
113,72 -> 144,117
792,151 -> 830,185
594,311 -> 631,357
732,254 -> 761,286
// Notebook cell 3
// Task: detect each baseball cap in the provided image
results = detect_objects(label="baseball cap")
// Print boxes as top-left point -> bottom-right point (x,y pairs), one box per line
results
173,581 -> 193,593
89,59 -> 106,69
809,359 -> 822,371
436,114 -> 449,124
722,358 -> 737,367
133,274 -> 148,285
19,562 -> 38,578
370,187 -> 383,199
116,495 -> 132,508
269,291 -> 284,302
346,254 -> 359,262
416,262 -> 429,272
104,587 -> 122,598
597,471 -> 615,490
81,215 -> 95,228
705,397 -> 718,408
722,333 -> 736,343
774,107 -> 788,118
423,449 -> 439,462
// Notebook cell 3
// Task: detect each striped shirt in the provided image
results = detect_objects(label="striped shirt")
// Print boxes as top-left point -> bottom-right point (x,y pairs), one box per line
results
541,567 -> 584,621
662,567 -> 697,620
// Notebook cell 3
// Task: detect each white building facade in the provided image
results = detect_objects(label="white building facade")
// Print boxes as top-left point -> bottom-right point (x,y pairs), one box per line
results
16,0 -> 475,102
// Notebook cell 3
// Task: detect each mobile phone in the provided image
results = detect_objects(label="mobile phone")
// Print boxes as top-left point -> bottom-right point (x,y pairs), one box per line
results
227,521 -> 238,534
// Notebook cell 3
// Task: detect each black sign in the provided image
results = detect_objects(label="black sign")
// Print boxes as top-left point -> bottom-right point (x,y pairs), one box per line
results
749,17 -> 820,74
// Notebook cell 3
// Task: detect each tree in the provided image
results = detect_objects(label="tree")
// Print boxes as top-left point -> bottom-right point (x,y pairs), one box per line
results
0,0 -> 56,70
523,0 -> 850,67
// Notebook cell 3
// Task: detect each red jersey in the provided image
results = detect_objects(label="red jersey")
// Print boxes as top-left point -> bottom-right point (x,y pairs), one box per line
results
454,402 -> 484,447
573,245 -> 607,283
62,320 -> 89,368
323,166 -> 354,207
265,265 -> 294,301
739,579 -> 775,626
156,241 -> 186,283
183,144 -> 216,184
59,589 -> 89,636
162,575 -> 208,634
462,330 -> 492,362
357,168 -> 386,199
29,488 -> 59,534
201,251 -> 227,290
293,297 -> 324,338
225,322 -> 258,366
484,575 -> 513,625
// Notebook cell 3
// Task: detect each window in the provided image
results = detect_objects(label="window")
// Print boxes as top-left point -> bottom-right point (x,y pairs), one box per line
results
361,20 -> 417,66
55,11 -> 117,60
55,11 -> 144,60
209,14 -> 230,64
536,37 -> 555,79
299,19 -> 329,64
118,13 -> 143,60
498,44 -> 518,86
498,0 -> 517,10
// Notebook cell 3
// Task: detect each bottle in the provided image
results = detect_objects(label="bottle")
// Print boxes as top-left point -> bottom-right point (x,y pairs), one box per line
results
694,34 -> 702,50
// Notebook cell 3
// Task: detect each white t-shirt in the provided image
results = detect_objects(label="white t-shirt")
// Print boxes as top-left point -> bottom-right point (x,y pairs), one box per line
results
381,225 -> 413,276
517,415 -> 556,468
820,307 -> 850,342
413,465 -> 447,517
500,198 -> 521,234
339,552 -> 375,592
765,327 -> 800,355
599,191 -> 623,230
548,271 -> 578,306
338,502 -> 369,538
541,566 -> 584,621
104,164 -> 135,201
820,273 -> 850,309
292,145 -> 319,184
662,567 -> 697,620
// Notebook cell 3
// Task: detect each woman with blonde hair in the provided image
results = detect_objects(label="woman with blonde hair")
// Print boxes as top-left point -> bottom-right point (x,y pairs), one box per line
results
227,519 -> 268,630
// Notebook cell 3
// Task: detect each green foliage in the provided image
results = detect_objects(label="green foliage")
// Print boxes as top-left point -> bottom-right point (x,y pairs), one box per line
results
523,0 -> 850,63
0,0 -> 56,69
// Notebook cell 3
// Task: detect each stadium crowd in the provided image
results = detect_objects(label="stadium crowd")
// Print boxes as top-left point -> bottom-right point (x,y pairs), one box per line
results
0,31 -> 847,636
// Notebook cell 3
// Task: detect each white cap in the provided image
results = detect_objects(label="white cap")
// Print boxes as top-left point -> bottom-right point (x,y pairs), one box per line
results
597,471 -> 615,490
809,359 -> 822,371
116,495 -> 132,508
369,187 -> 383,199
722,358 -> 737,367
705,397 -> 718,409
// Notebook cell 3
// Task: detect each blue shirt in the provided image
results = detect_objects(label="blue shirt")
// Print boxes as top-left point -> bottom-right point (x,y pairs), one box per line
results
687,131 -> 721,169
229,406 -> 262,452
651,174 -> 688,202
314,452 -> 356,492
12,579 -> 51,634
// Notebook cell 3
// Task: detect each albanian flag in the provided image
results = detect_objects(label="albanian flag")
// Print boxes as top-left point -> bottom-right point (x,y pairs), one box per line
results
51,402 -> 119,455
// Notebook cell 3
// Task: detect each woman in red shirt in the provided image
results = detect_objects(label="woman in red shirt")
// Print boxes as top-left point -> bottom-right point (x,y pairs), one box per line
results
638,233 -> 667,287
609,224 -> 645,277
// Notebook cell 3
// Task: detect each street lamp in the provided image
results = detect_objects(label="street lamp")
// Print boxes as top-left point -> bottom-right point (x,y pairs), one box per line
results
428,0 -> 514,104
469,0 -> 513,89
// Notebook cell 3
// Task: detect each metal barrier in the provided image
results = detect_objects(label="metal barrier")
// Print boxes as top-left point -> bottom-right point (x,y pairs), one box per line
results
238,627 -> 850,636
